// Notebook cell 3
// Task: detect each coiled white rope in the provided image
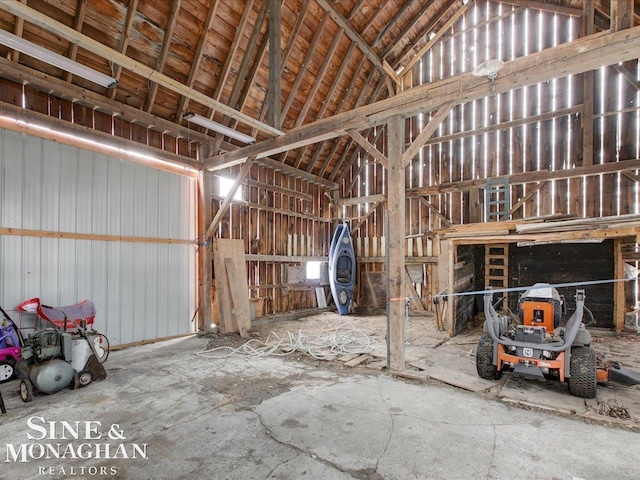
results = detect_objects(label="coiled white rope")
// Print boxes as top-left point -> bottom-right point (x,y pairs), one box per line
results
196,325 -> 374,360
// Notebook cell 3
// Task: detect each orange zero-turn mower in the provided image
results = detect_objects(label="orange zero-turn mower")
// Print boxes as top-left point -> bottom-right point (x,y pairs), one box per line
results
476,283 -> 640,398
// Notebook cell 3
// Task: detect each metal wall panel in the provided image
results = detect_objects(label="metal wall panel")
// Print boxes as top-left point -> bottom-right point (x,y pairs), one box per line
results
0,128 -> 196,346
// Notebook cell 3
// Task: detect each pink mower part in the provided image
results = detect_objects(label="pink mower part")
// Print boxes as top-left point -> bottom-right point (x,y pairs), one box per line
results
18,297 -> 96,332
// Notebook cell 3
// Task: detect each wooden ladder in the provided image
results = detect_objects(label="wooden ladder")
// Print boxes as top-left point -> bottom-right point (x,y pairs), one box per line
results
485,243 -> 509,311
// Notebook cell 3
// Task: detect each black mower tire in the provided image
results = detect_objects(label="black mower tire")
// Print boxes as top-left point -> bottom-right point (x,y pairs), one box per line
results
476,335 -> 502,380
568,346 -> 597,399
0,359 -> 16,384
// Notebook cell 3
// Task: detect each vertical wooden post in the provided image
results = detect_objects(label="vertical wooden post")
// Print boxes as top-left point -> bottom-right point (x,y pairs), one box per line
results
387,115 -> 405,372
268,0 -> 282,129
614,238 -> 625,334
581,1 -> 595,216
197,168 -> 213,332
611,0 -> 633,32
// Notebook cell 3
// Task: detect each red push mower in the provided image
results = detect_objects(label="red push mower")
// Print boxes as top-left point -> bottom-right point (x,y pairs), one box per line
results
477,284 -> 640,398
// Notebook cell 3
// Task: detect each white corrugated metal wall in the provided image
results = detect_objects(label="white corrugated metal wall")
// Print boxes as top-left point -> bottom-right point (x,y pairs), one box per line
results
0,128 -> 197,346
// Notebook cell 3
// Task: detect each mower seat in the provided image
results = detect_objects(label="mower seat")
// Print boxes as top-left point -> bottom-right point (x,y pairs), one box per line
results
18,298 -> 96,332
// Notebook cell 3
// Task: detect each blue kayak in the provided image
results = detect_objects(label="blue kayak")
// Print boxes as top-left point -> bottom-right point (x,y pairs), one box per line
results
328,223 -> 356,315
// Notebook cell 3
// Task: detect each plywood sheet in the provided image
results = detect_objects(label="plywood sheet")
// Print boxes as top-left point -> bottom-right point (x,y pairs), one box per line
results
214,238 -> 250,337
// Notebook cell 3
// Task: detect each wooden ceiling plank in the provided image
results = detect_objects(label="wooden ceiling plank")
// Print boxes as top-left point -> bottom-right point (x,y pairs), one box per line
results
205,25 -> 640,170
173,0 -> 220,122
316,0 -> 399,84
144,0 -> 182,113
0,1 -> 282,136
381,0 -> 433,60
400,1 -> 472,78
295,28 -> 344,128
281,14 -> 329,121
108,0 -> 139,100
401,101 -> 454,167
63,0 -> 87,83
392,0 -> 456,68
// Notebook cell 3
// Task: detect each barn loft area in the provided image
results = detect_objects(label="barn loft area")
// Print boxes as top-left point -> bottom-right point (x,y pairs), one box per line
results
3,0 -> 640,476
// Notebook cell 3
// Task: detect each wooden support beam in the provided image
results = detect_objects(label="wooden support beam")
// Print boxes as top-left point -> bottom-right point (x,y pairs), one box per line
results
387,115 -> 405,372
419,197 -> 452,228
197,166 -> 214,332
204,158 -> 256,240
501,0 -> 582,17
315,0 -> 400,85
206,25 -> 640,169
337,194 -> 386,207
408,158 -> 640,197
9,0 -> 26,62
267,0 -> 282,129
0,100 -> 200,175
582,1 -> 595,168
108,0 -> 138,100
400,2 -> 472,78
611,0 -> 633,32
0,227 -> 194,245
144,0 -> 181,112
401,102 -> 454,167
0,0 -> 282,137
509,182 -> 546,215
347,129 -> 389,168
351,201 -> 383,234
614,238 -> 626,334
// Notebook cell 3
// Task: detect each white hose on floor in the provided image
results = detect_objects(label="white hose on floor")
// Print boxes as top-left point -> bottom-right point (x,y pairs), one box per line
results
196,325 -> 374,360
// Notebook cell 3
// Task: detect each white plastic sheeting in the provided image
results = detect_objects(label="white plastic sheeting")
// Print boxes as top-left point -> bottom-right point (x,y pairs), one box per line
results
0,128 -> 197,345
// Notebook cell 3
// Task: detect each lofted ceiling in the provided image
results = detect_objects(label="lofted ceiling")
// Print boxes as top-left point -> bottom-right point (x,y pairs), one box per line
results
0,0 -> 623,183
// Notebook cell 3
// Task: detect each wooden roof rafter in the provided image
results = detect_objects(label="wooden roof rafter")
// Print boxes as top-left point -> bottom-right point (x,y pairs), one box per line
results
312,66 -> 381,176
281,13 -> 329,122
292,42 -> 358,168
63,0 -> 87,83
391,0 -> 456,70
108,0 -> 138,100
380,0 -> 434,61
316,0 -> 400,86
9,0 -> 26,62
296,52 -> 368,170
173,0 -> 221,123
199,0 -> 258,138
143,0 -> 182,113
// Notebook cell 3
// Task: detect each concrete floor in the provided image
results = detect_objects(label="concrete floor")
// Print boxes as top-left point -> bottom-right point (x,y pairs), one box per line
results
1,332 -> 639,480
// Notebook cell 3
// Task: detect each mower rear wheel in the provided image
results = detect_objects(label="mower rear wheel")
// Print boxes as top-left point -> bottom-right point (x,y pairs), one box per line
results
0,359 -> 16,383
568,346 -> 597,399
20,379 -> 33,403
476,335 -> 502,380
